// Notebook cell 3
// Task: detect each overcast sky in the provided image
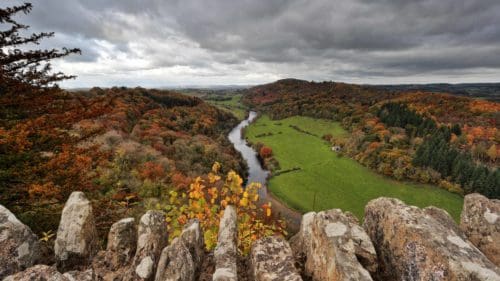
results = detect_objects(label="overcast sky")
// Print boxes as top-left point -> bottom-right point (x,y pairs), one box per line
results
9,0 -> 500,87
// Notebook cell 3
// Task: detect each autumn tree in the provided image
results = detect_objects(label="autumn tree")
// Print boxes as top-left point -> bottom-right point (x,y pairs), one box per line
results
259,146 -> 273,159
0,2 -> 80,90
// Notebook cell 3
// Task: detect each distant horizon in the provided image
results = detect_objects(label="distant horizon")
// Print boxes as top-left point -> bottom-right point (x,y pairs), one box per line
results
63,79 -> 500,90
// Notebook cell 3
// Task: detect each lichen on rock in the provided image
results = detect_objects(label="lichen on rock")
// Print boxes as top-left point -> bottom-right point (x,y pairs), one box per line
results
460,193 -> 500,267
364,197 -> 500,281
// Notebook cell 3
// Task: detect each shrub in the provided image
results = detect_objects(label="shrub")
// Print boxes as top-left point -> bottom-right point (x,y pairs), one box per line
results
259,146 -> 273,159
154,163 -> 286,255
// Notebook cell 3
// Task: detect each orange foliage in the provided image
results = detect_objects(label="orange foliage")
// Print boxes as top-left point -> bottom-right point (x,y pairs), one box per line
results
171,172 -> 192,189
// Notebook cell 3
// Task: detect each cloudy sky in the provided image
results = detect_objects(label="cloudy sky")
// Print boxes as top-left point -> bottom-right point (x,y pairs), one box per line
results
9,0 -> 500,87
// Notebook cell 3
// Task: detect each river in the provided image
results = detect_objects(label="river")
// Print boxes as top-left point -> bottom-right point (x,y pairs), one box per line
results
228,111 -> 302,232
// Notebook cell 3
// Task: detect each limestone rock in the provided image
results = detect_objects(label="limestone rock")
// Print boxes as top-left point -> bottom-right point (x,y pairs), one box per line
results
154,220 -> 203,281
289,211 -> 316,257
63,269 -> 95,281
213,205 -> 237,281
155,237 -> 195,281
125,210 -> 168,281
305,209 -> 376,281
0,204 -> 42,279
107,217 -> 137,268
424,206 -> 465,239
250,236 -> 302,281
3,265 -> 68,281
460,193 -> 500,267
55,192 -> 99,272
364,197 -> 500,281
179,220 -> 205,268
91,218 -> 137,280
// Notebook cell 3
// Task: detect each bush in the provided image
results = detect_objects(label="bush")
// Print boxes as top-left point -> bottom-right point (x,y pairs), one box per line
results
259,146 -> 273,158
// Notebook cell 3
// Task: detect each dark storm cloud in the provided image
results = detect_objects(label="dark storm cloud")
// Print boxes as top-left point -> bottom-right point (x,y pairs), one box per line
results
6,0 -> 500,86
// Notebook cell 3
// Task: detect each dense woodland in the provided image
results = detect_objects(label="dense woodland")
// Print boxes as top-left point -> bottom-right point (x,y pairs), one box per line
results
243,79 -> 500,199
0,86 -> 247,235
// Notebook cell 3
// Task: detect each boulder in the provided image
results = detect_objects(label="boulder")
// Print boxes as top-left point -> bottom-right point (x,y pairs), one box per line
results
213,205 -> 238,281
289,212 -> 316,257
424,206 -> 465,239
364,197 -> 500,281
305,209 -> 376,281
125,210 -> 168,281
0,204 -> 42,279
250,236 -> 302,281
107,217 -> 137,268
55,192 -> 99,272
3,265 -> 68,281
179,220 -> 205,268
155,237 -> 195,281
460,193 -> 500,266
154,220 -> 203,281
91,218 -> 137,280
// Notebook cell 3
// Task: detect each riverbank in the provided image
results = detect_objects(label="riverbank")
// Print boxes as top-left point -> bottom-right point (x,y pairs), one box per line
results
227,111 -> 303,232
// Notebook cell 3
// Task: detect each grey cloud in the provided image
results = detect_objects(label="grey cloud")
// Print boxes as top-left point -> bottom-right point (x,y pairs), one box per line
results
5,0 -> 500,86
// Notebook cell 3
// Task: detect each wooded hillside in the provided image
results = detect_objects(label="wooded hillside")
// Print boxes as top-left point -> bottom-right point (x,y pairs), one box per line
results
0,87 -> 246,236
243,79 -> 499,198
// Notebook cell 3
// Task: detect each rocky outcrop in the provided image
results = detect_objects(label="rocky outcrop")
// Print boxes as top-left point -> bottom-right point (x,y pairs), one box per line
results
54,192 -> 98,272
304,210 -> 377,281
125,210 -> 168,281
3,265 -> 68,281
91,217 -> 137,280
4,190 -> 500,281
179,220 -> 205,269
424,206 -> 465,238
289,211 -> 315,257
107,217 -> 138,268
0,204 -> 42,279
250,236 -> 302,281
460,193 -> 500,267
155,220 -> 204,281
213,206 -> 238,281
364,197 -> 500,281
155,237 -> 195,281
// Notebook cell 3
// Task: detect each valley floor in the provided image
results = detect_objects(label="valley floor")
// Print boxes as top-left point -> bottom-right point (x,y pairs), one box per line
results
245,115 -> 464,221
206,94 -> 247,121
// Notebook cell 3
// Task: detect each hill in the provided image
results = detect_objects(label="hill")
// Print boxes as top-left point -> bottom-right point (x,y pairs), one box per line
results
0,87 -> 247,236
373,83 -> 500,102
243,79 -> 499,199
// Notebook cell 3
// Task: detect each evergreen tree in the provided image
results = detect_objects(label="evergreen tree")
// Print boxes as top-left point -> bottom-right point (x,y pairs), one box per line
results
0,2 -> 80,90
451,124 -> 462,136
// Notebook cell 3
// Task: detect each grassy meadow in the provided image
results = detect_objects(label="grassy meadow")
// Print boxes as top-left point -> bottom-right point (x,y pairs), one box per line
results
207,94 -> 247,120
245,115 -> 464,221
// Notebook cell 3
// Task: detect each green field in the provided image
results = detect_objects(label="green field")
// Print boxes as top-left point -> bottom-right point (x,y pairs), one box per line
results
207,94 -> 247,120
246,115 -> 464,221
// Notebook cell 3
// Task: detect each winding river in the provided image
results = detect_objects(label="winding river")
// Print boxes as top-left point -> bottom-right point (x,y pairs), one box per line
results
228,111 -> 301,231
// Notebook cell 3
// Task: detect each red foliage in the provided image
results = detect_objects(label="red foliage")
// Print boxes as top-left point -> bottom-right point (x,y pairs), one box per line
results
139,161 -> 165,181
259,146 -> 273,158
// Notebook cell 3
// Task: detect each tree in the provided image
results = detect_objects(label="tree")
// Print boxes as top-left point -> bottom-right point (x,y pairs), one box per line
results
259,146 -> 273,159
451,124 -> 462,136
487,144 -> 497,162
0,2 -> 80,89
